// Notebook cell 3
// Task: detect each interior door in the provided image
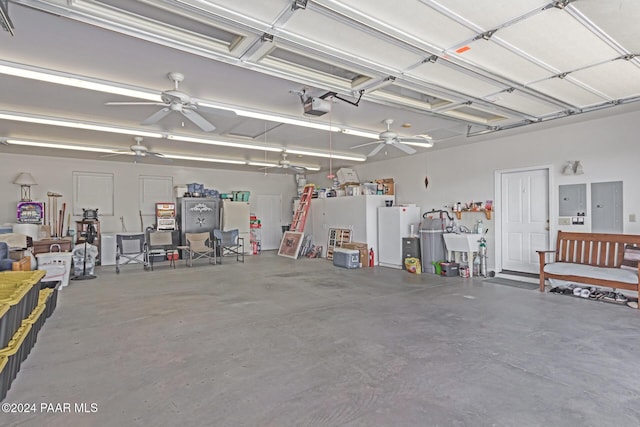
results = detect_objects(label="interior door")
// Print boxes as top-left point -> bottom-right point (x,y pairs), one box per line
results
251,195 -> 282,251
500,169 -> 549,274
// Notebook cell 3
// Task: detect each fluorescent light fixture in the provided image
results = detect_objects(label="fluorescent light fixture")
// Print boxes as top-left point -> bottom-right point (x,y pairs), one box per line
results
5,138 -> 117,153
402,141 -> 434,148
235,111 -> 340,132
0,61 -> 161,102
341,128 -> 380,139
167,134 -> 282,152
197,101 -> 341,132
248,161 -> 279,167
163,154 -> 246,164
285,148 -> 366,162
0,111 -> 164,138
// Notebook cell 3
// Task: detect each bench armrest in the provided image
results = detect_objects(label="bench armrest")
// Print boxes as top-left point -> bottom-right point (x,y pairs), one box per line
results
537,250 -> 556,267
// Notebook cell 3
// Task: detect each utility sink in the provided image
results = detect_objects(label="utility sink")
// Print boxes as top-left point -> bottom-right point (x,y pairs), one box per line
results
443,233 -> 482,277
443,233 -> 482,253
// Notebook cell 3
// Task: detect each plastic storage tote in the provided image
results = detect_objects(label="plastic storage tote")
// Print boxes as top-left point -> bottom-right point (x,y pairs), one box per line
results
0,271 -> 44,348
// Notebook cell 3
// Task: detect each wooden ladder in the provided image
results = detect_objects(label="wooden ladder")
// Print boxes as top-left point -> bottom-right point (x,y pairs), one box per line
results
290,185 -> 314,232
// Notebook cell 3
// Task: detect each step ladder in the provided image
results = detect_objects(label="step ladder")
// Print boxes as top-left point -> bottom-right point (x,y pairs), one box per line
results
290,185 -> 314,232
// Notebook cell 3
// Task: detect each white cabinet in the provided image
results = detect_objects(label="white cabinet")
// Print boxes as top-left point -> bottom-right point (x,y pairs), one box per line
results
377,206 -> 421,269
308,195 -> 394,264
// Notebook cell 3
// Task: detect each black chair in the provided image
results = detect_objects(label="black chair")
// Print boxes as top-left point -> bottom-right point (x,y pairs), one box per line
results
213,229 -> 244,263
115,233 -> 145,273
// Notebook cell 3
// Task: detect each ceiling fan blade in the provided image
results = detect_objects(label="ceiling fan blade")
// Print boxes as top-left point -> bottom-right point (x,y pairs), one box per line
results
106,101 -> 166,106
141,107 -> 171,125
148,151 -> 173,162
392,141 -> 417,154
367,144 -> 385,157
351,140 -> 383,149
181,109 -> 216,132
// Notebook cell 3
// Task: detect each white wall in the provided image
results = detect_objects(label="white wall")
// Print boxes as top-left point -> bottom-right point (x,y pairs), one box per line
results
0,154 -> 297,233
310,108 -> 640,271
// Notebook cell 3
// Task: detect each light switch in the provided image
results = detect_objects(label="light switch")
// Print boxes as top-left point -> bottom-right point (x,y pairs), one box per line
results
558,217 -> 571,225
630,214 -> 637,223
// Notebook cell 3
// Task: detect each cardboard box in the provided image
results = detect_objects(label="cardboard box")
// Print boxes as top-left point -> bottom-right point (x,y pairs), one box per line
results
342,242 -> 368,267
337,168 -> 359,185
375,178 -> 395,195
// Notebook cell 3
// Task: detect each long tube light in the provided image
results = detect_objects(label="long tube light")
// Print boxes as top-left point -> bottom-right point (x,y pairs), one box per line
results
284,148 -> 366,162
5,138 -> 117,153
0,111 -> 164,138
167,134 -> 282,152
197,101 -> 342,132
0,61 -> 161,102
5,138 -> 247,164
341,128 -> 379,139
162,154 -> 246,164
247,161 -> 279,167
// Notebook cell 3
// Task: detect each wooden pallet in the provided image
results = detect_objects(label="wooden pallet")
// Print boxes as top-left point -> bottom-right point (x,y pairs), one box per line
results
326,228 -> 352,260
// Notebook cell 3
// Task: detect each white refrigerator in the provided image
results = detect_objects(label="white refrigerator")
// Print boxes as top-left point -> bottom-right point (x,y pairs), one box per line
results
221,200 -> 251,254
377,206 -> 421,268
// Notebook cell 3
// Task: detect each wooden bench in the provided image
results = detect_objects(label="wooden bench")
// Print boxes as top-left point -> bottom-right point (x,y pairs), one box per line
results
537,231 -> 640,306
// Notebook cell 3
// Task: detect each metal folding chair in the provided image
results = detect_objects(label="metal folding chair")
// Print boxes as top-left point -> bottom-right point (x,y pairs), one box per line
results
145,230 -> 177,271
115,233 -> 146,273
184,232 -> 216,267
213,229 -> 245,263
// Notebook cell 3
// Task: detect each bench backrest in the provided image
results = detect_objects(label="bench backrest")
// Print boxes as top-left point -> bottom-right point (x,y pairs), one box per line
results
556,231 -> 640,268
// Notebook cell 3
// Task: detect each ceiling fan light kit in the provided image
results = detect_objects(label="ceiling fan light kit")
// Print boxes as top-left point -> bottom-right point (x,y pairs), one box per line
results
106,72 -> 224,132
350,119 -> 433,157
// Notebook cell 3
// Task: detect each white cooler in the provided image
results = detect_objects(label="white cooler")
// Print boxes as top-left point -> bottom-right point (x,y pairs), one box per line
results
333,248 -> 360,269
36,252 -> 73,288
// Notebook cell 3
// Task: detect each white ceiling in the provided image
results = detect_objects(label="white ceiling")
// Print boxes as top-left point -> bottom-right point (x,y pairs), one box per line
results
1,0 -> 639,173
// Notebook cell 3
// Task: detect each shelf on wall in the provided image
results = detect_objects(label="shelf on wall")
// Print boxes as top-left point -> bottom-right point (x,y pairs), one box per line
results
454,209 -> 492,220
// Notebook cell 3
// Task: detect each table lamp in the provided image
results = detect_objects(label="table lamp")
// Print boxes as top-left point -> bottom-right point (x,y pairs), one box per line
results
13,172 -> 37,201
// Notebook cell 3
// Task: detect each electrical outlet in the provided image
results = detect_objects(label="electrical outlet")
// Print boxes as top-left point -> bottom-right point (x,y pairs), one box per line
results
630,214 -> 637,223
558,217 -> 571,225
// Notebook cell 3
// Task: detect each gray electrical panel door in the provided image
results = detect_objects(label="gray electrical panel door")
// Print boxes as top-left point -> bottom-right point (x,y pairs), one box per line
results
591,181 -> 623,233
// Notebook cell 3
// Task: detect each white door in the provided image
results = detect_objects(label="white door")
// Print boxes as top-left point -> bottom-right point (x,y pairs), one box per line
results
251,195 -> 283,251
500,169 -> 549,274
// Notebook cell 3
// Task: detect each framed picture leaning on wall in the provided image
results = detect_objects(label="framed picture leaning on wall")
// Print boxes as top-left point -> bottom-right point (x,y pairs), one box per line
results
277,231 -> 304,259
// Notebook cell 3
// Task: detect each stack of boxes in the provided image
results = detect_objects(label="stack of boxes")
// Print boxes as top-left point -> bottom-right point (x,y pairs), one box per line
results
0,271 -> 58,401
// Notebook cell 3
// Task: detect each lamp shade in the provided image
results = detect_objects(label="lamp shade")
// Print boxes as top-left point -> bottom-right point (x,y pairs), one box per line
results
13,172 -> 37,186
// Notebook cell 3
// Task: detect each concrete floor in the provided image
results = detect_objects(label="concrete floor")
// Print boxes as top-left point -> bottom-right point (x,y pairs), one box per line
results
3,252 -> 640,427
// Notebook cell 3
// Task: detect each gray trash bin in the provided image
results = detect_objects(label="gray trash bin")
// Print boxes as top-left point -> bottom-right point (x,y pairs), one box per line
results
420,217 -> 446,274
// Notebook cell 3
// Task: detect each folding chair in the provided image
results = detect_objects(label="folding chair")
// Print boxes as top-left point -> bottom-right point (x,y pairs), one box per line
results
145,230 -> 177,271
115,233 -> 146,273
213,229 -> 245,263
184,232 -> 216,267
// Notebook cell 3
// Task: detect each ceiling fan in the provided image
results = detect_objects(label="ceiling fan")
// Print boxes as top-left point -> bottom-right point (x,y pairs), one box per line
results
262,153 -> 319,173
351,119 -> 433,157
102,136 -> 169,163
106,72 -> 233,132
